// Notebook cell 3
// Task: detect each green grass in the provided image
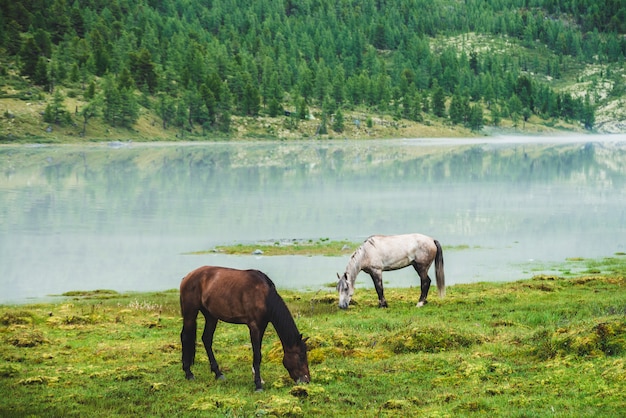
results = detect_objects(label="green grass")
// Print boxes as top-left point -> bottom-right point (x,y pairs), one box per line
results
1,256 -> 626,416
188,238 -> 357,257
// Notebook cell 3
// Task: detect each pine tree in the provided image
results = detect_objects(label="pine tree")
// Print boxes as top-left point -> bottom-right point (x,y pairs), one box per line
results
43,90 -> 71,126
216,81 -> 233,133
103,77 -> 138,128
84,81 -> 96,101
268,98 -> 282,117
581,94 -> 595,130
33,56 -> 50,90
200,83 -> 217,126
331,65 -> 346,105
118,88 -> 139,128
491,105 -> 502,127
333,109 -> 344,133
80,97 -> 100,136
157,93 -> 176,130
101,84 -> 123,128
129,49 -> 157,93
4,20 -> 23,55
449,94 -> 468,125
297,96 -> 308,120
432,85 -> 447,118
468,105 -> 484,131
243,78 -> 261,116
19,37 -> 41,79
88,28 -> 110,76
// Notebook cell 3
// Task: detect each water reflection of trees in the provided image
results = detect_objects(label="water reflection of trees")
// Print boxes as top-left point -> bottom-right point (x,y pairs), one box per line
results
388,143 -> 614,184
3,142 -> 626,232
56,143 -> 626,188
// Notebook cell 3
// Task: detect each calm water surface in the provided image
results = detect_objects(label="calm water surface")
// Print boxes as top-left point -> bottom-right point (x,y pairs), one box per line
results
1,136 -> 625,303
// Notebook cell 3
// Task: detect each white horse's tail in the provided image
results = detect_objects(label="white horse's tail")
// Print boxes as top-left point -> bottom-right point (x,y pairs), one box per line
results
434,240 -> 445,298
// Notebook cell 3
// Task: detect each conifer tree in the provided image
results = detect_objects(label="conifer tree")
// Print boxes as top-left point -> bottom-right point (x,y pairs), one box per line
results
80,97 -> 100,136
43,90 -> 71,126
582,94 -> 595,130
19,37 -> 41,79
333,109 -> 344,133
216,81 -> 233,133
432,84 -> 447,118
33,56 -> 50,90
468,105 -> 484,131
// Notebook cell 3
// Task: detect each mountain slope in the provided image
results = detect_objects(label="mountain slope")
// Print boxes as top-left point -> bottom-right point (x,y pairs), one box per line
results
1,0 -> 625,141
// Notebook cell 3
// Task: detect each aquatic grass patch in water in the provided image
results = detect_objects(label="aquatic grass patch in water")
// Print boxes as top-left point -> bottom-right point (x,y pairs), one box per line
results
524,253 -> 626,279
188,238 -> 357,256
61,289 -> 121,299
188,239 -> 477,257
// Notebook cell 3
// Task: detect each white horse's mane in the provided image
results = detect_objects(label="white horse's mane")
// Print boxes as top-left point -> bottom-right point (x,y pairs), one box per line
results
345,238 -> 371,282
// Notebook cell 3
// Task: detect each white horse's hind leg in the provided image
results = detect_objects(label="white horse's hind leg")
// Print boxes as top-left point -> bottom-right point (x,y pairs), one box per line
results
412,261 -> 432,307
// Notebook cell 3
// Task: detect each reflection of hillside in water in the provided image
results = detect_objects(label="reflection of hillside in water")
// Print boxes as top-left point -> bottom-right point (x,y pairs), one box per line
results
3,139 -> 626,187
2,140 -> 626,232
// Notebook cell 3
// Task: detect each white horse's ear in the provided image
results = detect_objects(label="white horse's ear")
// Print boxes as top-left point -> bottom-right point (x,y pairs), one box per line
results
336,273 -> 340,279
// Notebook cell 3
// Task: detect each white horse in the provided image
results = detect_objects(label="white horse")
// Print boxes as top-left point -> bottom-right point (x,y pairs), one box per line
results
337,233 -> 445,309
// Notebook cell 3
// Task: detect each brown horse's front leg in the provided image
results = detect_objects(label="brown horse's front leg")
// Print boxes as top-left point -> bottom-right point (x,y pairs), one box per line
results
249,323 -> 267,391
201,316 -> 224,380
369,271 -> 388,308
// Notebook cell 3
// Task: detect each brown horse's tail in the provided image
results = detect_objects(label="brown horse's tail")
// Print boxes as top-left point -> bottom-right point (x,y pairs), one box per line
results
180,275 -> 199,376
434,240 -> 445,298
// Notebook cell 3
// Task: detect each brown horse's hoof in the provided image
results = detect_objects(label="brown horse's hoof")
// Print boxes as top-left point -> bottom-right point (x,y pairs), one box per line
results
255,387 -> 264,392
185,374 -> 195,380
216,374 -> 226,380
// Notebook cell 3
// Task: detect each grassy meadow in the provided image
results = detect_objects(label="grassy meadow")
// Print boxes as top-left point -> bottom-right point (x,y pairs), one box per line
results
1,256 -> 625,417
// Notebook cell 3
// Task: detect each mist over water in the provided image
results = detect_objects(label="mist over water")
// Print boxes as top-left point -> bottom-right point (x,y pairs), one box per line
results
1,136 -> 625,303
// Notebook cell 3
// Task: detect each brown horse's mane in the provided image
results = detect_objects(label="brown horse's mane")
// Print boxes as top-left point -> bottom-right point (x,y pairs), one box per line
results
259,272 -> 302,347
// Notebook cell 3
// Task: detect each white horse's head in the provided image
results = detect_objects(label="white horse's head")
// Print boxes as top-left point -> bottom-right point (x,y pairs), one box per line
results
336,272 -> 354,309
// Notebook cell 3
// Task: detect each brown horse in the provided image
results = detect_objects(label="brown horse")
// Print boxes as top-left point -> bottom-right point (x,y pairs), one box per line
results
180,266 -> 310,391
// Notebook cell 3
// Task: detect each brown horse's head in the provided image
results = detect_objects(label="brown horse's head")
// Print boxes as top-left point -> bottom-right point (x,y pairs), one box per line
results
283,335 -> 310,384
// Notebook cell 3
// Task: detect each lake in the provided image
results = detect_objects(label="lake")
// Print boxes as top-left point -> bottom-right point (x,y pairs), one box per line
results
1,136 -> 625,304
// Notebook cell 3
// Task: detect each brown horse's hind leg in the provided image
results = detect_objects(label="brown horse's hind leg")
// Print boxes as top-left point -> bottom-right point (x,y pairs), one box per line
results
413,262 -> 431,307
368,270 -> 388,308
201,313 -> 224,380
181,315 -> 197,380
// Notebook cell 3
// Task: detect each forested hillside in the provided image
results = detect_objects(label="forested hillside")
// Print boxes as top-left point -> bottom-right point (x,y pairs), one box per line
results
1,0 -> 625,141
